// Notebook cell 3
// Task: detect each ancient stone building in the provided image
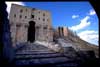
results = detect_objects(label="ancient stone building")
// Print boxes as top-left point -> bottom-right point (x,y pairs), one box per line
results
9,4 -> 98,58
55,26 -> 77,38
9,4 -> 53,47
54,27 -> 72,37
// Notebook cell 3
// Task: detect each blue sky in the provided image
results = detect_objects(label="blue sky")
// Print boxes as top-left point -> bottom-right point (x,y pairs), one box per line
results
6,2 -> 99,45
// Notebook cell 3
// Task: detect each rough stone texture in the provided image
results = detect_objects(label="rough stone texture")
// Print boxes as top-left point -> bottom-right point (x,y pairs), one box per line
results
9,4 -> 53,47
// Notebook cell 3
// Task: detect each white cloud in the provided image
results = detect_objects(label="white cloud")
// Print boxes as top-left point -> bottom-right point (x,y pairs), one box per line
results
5,2 -> 25,14
89,9 -> 96,16
78,30 -> 98,45
72,15 -> 79,19
70,16 -> 91,31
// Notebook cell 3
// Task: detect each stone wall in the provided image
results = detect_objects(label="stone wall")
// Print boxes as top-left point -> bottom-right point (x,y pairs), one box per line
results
9,4 -> 53,47
54,27 -> 72,38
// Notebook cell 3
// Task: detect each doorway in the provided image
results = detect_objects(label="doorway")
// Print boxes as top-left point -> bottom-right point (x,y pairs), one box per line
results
27,21 -> 35,42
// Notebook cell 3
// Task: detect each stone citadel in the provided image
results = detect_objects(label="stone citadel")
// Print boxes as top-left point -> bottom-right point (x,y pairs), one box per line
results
9,4 -> 98,56
8,4 -> 99,66
9,4 -> 53,47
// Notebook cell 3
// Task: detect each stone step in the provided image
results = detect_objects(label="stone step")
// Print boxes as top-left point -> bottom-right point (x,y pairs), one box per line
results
14,43 -> 80,66
55,62 -> 78,67
16,53 -> 64,59
15,62 -> 78,67
16,50 -> 56,54
21,44 -> 49,49
16,43 -> 53,53
15,57 -> 77,65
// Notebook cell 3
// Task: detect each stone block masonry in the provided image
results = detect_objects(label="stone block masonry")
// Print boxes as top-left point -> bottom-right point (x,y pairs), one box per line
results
9,4 -> 53,47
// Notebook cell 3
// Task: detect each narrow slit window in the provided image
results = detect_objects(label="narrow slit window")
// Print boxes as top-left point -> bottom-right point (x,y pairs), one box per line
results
20,15 -> 22,18
20,9 -> 23,13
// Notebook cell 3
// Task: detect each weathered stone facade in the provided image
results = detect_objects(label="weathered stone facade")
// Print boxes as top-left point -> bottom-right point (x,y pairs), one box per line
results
54,26 -> 75,38
9,4 -> 53,47
9,4 -> 98,58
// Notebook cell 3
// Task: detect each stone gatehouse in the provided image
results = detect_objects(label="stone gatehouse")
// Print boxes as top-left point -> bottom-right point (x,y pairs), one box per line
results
9,4 -> 53,47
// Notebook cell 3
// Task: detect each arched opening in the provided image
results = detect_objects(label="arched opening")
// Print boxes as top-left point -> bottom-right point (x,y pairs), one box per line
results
27,21 -> 35,42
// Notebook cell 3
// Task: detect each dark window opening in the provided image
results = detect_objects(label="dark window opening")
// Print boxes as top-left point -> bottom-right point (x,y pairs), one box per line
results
25,16 -> 27,19
36,26 -> 39,29
20,15 -> 22,18
16,24 -> 21,27
31,15 -> 34,18
27,21 -> 35,42
14,14 -> 16,18
44,26 -> 47,29
58,27 -> 61,36
61,27 -> 64,36
43,18 -> 45,21
20,9 -> 23,13
43,13 -> 45,16
38,18 -> 40,20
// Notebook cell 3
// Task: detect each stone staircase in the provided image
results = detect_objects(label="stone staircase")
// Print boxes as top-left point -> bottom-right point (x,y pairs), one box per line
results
15,42 -> 53,53
13,42 -> 81,67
